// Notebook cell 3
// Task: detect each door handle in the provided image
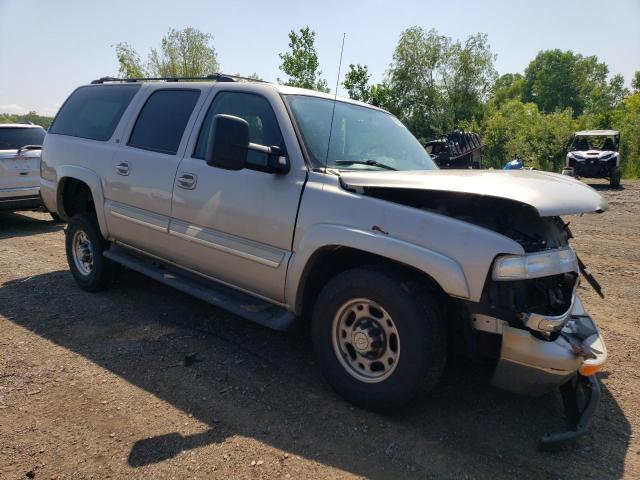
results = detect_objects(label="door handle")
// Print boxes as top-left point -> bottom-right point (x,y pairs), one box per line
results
116,162 -> 130,176
177,172 -> 197,190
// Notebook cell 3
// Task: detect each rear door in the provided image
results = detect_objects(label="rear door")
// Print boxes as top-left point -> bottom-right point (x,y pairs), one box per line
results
102,86 -> 205,257
168,87 -> 307,302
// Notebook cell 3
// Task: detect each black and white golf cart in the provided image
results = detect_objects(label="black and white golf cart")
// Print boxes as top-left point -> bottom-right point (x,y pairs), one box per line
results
562,130 -> 621,188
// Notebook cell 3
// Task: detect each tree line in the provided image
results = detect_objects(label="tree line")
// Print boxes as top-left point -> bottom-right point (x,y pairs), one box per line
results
4,26 -> 638,177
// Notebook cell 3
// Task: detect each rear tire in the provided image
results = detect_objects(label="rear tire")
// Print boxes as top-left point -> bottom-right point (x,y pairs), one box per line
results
65,213 -> 114,291
311,266 -> 446,411
610,166 -> 621,188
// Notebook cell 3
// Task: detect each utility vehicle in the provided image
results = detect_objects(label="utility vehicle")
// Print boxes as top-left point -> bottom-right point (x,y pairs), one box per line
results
563,130 -> 621,187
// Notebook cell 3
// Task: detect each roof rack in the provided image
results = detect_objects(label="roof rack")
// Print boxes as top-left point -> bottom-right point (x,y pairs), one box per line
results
91,73 -> 268,85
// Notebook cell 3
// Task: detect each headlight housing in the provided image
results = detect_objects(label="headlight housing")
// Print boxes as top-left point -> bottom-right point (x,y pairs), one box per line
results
569,152 -> 585,160
492,247 -> 578,281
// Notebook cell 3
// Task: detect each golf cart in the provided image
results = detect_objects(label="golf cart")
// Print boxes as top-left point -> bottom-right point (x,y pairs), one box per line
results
562,130 -> 621,187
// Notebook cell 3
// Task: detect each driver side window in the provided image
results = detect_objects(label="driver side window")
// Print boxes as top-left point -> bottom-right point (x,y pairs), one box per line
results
193,91 -> 284,167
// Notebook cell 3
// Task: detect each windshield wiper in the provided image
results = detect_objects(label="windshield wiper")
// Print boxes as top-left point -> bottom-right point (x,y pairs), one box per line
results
334,159 -> 397,171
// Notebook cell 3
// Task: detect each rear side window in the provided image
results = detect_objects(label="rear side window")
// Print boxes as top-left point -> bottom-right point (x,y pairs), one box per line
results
50,85 -> 139,141
128,89 -> 200,155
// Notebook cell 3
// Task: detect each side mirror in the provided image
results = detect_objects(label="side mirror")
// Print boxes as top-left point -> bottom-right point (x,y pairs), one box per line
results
205,114 -> 249,170
205,113 -> 290,174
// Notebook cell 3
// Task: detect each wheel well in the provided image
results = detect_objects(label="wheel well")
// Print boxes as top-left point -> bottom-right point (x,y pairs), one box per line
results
297,246 -> 449,320
60,178 -> 95,218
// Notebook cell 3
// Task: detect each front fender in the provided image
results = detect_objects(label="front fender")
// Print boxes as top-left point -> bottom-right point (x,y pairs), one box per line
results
285,223 -> 470,311
55,165 -> 109,238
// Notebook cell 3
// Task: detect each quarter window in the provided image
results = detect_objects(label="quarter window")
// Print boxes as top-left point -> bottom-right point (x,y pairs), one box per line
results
129,89 -> 200,155
49,85 -> 140,141
193,92 -> 284,166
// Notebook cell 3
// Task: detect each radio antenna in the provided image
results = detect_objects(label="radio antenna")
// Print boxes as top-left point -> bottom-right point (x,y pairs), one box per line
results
324,32 -> 346,170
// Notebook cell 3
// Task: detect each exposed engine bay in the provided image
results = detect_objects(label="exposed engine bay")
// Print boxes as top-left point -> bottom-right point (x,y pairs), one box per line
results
361,187 -> 571,252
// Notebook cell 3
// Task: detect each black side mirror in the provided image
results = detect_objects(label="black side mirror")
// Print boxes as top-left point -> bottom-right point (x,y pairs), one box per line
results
205,114 -> 249,170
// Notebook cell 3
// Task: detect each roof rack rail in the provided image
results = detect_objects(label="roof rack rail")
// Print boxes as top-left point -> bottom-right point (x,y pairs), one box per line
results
91,73 -> 267,85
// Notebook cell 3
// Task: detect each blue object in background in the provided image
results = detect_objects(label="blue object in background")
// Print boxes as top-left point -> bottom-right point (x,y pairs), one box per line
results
503,156 -> 524,170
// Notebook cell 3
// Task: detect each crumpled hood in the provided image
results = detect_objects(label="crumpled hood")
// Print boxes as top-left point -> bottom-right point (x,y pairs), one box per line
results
339,169 -> 608,216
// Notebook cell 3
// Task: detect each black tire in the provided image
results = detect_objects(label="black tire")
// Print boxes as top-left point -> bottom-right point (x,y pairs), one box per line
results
311,266 -> 446,411
49,212 -> 64,223
610,166 -> 621,188
65,213 -> 114,291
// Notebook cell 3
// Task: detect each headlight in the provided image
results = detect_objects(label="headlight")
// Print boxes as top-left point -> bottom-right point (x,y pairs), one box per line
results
570,152 -> 584,160
492,248 -> 578,281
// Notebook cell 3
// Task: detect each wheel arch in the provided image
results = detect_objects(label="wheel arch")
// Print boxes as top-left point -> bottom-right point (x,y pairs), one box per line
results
286,224 -> 471,317
56,165 -> 109,238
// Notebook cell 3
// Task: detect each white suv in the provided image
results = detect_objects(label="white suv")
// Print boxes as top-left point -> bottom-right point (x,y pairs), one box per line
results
41,75 -> 608,448
0,123 -> 46,212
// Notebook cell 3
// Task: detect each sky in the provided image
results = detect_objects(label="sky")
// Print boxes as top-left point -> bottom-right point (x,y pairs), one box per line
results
0,0 -> 639,116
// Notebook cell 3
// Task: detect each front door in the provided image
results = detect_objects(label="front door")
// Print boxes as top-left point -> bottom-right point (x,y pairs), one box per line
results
168,89 -> 306,302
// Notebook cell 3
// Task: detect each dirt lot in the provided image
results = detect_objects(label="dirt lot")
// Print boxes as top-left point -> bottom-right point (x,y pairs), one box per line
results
1,179 -> 639,479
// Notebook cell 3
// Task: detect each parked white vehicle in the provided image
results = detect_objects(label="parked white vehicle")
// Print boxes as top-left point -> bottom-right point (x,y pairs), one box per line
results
0,123 -> 47,212
41,75 -> 608,448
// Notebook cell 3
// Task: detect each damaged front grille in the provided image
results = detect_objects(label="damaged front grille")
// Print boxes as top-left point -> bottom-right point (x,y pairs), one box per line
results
482,272 -> 578,318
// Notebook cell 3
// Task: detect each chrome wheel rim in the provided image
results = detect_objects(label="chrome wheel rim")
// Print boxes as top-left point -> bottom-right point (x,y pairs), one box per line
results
72,230 -> 94,276
332,298 -> 400,383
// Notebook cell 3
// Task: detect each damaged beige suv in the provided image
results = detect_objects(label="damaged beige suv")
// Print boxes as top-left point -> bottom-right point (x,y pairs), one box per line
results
41,75 -> 607,448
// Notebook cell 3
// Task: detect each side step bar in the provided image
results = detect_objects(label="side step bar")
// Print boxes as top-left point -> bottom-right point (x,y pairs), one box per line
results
103,246 -> 295,331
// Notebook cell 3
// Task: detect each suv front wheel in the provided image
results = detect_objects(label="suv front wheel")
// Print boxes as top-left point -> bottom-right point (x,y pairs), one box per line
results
65,213 -> 115,291
312,266 -> 446,411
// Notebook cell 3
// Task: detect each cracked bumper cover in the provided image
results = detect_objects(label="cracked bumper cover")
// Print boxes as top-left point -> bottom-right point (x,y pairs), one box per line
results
491,295 -> 606,448
492,295 -> 606,397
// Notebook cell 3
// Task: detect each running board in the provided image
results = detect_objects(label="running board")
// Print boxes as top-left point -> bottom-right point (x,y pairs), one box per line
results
103,247 -> 295,331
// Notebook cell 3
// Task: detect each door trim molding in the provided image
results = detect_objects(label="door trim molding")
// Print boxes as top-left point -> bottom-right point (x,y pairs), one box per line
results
106,201 -> 168,233
169,220 -> 284,269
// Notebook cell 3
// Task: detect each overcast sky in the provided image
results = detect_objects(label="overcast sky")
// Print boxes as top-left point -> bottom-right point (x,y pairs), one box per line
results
1,0 -> 638,116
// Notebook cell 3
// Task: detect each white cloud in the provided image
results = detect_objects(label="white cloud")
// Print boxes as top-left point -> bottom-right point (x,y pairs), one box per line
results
0,103 -> 29,114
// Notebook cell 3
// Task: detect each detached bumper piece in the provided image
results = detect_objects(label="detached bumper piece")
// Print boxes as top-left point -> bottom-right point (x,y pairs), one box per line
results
539,373 -> 600,451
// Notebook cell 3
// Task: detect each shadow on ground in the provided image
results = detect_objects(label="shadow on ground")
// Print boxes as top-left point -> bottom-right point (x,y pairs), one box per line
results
0,211 -> 63,239
0,215 -> 631,479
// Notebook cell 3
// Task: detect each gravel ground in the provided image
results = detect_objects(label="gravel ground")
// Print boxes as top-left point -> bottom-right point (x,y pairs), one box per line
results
1,179 -> 639,479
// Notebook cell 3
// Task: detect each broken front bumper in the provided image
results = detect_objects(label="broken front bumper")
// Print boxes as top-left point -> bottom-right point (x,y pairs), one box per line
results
487,295 -> 606,448
492,295 -> 607,396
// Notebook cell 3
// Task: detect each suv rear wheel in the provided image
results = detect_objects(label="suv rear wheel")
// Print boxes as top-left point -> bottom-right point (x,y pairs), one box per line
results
65,213 -> 114,291
311,266 -> 446,411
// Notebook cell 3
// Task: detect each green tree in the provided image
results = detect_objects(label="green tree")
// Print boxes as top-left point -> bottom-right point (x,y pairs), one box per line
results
0,111 -> 54,129
114,27 -> 219,78
633,71 -> 640,93
522,49 -> 624,116
384,27 -> 496,142
343,64 -> 371,102
278,27 -> 329,92
114,42 -> 146,78
440,33 -> 497,125
611,93 -> 640,177
490,73 -> 524,108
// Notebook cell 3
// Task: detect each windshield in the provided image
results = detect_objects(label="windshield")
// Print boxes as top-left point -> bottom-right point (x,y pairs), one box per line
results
0,127 -> 46,150
285,95 -> 437,171
570,136 -> 618,152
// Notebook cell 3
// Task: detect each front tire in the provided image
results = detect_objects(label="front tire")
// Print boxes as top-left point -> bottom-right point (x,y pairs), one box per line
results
610,166 -> 621,188
65,213 -> 114,291
311,266 -> 446,411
